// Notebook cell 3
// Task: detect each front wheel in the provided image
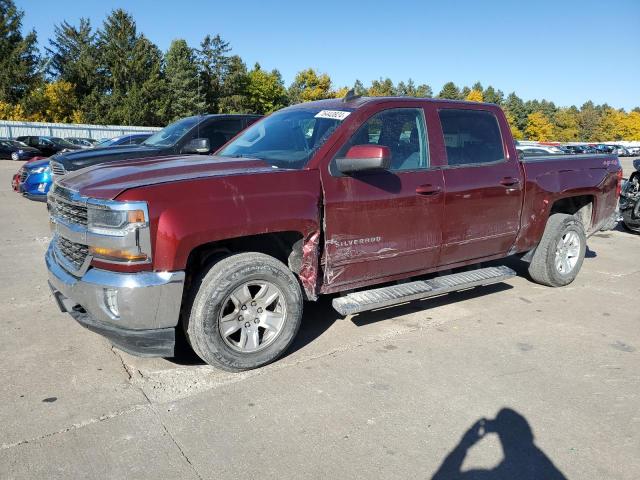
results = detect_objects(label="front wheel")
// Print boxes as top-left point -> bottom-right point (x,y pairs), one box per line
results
528,214 -> 587,287
185,252 -> 303,371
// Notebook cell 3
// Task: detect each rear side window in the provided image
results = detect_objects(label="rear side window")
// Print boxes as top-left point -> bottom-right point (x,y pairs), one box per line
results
334,108 -> 428,172
197,119 -> 243,151
438,109 -> 505,166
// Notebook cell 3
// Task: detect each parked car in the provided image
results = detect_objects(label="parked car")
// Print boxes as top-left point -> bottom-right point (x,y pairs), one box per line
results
627,146 -> 640,156
65,137 -> 98,148
46,97 -> 621,371
614,145 -> 632,157
95,133 -> 152,147
50,114 -> 260,176
16,158 -> 52,201
0,138 -> 42,160
517,145 -> 565,156
15,136 -> 82,157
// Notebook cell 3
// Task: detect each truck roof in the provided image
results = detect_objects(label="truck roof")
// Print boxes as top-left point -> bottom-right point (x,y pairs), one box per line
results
284,96 -> 500,111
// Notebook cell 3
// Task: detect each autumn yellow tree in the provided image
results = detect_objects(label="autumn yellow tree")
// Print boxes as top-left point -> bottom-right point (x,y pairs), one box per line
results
288,68 -> 332,103
525,112 -> 554,141
465,89 -> 483,102
25,81 -> 84,123
553,107 -> 580,142
623,111 -> 640,140
332,86 -> 349,99
0,101 -> 26,120
596,108 -> 628,141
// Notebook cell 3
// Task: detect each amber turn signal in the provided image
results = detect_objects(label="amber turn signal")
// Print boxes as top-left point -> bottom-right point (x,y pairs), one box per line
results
89,246 -> 148,262
127,209 -> 146,224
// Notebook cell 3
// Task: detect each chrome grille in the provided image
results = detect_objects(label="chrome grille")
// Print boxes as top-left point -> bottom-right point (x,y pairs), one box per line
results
55,236 -> 89,271
19,168 -> 27,182
50,161 -> 66,176
49,196 -> 88,226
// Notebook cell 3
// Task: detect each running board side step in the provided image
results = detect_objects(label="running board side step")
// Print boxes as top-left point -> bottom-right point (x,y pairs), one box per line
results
332,266 -> 516,316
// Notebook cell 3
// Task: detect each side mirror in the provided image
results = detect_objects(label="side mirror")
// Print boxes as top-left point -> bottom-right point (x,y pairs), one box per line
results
182,138 -> 211,154
335,145 -> 391,174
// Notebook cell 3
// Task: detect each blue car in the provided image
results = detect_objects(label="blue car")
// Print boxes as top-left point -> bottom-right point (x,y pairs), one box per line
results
18,158 -> 52,201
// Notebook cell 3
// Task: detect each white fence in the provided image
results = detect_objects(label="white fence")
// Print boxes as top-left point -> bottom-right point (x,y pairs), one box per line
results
0,120 -> 161,140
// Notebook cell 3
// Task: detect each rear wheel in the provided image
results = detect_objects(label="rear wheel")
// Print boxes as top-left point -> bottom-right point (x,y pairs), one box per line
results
185,252 -> 303,371
528,214 -> 586,287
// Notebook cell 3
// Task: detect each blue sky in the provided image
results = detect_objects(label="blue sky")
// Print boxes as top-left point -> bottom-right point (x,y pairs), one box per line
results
19,0 -> 640,109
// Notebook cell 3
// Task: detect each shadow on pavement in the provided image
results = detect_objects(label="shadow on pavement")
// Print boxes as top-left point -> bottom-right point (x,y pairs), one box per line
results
431,408 -> 567,480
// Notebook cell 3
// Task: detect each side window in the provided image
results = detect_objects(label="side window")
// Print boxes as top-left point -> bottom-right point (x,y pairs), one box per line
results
438,109 -> 505,166
335,108 -> 428,172
198,119 -> 243,151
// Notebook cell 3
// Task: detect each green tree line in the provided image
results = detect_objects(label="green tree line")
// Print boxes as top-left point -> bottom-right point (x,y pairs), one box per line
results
1,1 -> 639,141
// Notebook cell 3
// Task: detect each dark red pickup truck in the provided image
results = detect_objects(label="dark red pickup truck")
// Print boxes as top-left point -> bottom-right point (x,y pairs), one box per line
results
46,96 -> 622,371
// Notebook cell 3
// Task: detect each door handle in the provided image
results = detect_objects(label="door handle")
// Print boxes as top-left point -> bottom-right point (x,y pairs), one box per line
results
499,177 -> 521,187
415,184 -> 442,196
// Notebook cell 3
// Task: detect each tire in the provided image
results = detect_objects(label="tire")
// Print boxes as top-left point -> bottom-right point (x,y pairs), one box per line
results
528,214 -> 587,287
184,252 -> 303,371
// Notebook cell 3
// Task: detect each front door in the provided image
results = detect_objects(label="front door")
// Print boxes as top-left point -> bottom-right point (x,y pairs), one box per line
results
320,106 -> 445,292
437,107 -> 524,265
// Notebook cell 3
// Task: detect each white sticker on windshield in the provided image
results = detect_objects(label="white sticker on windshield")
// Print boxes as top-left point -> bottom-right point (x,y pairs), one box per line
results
314,110 -> 351,121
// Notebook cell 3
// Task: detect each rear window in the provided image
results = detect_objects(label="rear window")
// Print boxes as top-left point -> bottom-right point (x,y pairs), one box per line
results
438,109 -> 505,166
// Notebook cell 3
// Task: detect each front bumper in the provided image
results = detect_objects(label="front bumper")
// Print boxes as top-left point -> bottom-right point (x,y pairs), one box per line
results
46,243 -> 185,357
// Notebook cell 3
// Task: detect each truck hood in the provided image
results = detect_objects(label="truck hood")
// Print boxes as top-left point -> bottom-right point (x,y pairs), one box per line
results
53,144 -> 163,170
58,155 -> 281,199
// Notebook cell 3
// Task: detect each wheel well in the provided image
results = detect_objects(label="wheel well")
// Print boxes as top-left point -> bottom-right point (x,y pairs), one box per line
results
185,231 -> 303,275
550,195 -> 594,231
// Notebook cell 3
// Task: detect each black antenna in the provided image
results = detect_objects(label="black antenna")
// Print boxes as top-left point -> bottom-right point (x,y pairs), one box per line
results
342,88 -> 361,103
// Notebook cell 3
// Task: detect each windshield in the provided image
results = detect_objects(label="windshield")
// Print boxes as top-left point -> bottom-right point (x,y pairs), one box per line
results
50,137 -> 76,148
142,116 -> 200,147
218,108 -> 350,169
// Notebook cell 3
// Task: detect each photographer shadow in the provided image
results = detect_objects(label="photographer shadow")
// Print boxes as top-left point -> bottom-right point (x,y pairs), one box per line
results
431,408 -> 567,480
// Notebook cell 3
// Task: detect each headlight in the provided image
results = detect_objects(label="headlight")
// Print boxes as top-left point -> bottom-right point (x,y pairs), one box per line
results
86,200 -> 151,263
87,206 -> 145,235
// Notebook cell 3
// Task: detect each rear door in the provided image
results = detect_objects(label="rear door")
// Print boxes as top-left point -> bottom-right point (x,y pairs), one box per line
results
320,105 -> 445,291
437,107 -> 523,265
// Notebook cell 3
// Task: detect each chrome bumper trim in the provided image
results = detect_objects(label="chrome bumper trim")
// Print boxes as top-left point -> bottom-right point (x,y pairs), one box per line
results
46,243 -> 185,330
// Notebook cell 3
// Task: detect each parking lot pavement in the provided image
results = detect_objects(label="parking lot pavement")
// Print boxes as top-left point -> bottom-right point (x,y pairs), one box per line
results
1,158 -> 639,479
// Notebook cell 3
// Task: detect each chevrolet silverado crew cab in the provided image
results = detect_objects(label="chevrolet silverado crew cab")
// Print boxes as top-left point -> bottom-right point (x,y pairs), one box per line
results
46,96 -> 622,371
49,114 -> 261,176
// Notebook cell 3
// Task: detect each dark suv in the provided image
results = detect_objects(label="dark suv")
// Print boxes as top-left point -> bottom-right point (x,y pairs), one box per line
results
50,114 -> 261,176
16,136 -> 83,157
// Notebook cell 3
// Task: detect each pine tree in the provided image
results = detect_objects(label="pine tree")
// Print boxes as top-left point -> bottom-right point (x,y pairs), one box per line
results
504,93 -> 527,132
352,79 -> 367,96
198,34 -> 231,113
438,82 -> 461,100
483,86 -> 504,105
368,78 -> 396,96
218,55 -> 249,113
578,101 -> 601,141
164,39 -> 205,121
0,0 -> 40,104
46,18 -> 97,99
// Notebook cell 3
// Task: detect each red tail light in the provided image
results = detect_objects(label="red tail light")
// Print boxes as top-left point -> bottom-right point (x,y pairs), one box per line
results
616,169 -> 623,197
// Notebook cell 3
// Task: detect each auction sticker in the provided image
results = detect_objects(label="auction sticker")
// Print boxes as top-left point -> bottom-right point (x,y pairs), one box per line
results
315,110 -> 351,120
